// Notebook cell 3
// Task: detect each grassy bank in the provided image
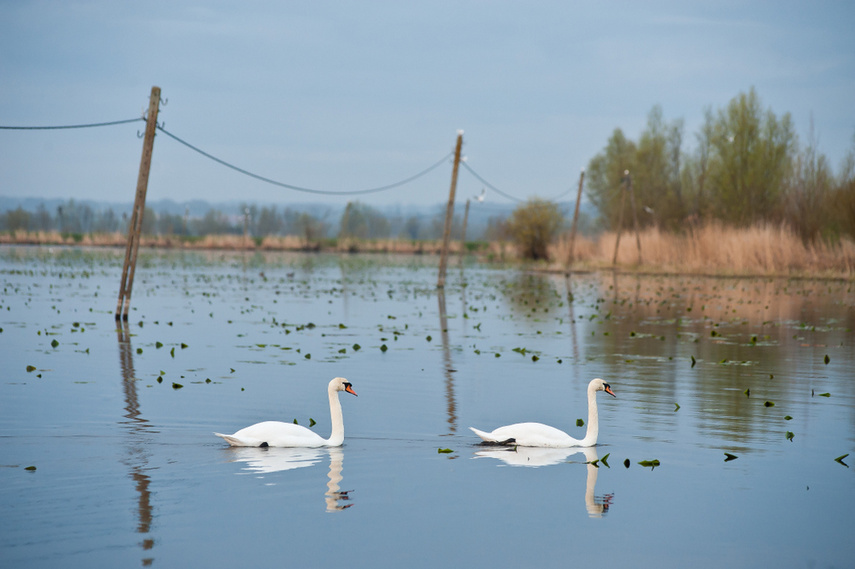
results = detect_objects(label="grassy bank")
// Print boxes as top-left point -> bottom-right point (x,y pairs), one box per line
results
2,223 -> 854,278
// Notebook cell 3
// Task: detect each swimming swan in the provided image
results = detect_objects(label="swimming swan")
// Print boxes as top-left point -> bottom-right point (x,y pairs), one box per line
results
214,377 -> 357,447
470,378 -> 615,448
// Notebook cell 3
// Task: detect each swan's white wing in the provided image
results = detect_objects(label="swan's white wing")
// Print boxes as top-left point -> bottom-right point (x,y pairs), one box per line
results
216,421 -> 327,448
470,422 -> 580,448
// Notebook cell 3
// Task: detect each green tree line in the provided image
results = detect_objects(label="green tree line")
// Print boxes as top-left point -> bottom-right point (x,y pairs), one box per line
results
586,88 -> 855,241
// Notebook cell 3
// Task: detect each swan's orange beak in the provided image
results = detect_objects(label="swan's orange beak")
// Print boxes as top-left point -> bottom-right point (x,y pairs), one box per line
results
604,385 -> 616,397
345,384 -> 358,397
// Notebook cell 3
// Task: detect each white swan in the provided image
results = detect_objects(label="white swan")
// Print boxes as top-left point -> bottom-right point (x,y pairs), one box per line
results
214,377 -> 357,447
470,378 -> 615,448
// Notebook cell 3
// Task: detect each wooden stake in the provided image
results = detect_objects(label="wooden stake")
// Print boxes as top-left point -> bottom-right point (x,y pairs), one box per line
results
116,86 -> 161,321
437,131 -> 463,288
612,170 -> 629,265
627,172 -> 643,264
460,198 -> 470,252
566,169 -> 585,268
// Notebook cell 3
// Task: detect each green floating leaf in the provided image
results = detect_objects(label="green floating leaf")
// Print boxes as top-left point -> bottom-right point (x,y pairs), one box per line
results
171,382 -> 183,389
638,459 -> 661,468
380,344 -> 388,352
338,323 -> 347,329
744,388 -> 750,397
784,415 -> 792,420
304,353 -> 311,359
818,392 -> 831,397
26,365 -> 37,373
293,419 -> 298,424
230,368 -> 235,373
309,418 -> 316,427
181,343 -> 188,349
155,341 -> 163,349
352,343 -> 361,351
724,452 -> 738,462
170,347 -> 175,358
834,454 -> 849,467
437,448 -> 453,454
25,465 -> 37,471
600,453 -> 610,468
576,419 -> 584,427
426,335 -> 432,342
786,431 -> 794,441
531,355 -> 539,362
338,348 -> 347,354
156,375 -> 163,384
623,458 -> 630,469
691,355 -> 696,368
674,402 -> 681,411
764,401 -> 775,407
50,339 -> 59,348
136,347 -> 143,354
824,354 -> 830,365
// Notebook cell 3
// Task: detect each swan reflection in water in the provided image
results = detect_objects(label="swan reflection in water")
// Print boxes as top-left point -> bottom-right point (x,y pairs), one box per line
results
474,446 -> 613,518
224,446 -> 352,511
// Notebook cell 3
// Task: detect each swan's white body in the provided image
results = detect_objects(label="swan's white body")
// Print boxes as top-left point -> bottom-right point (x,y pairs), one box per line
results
214,377 -> 357,448
470,378 -> 615,448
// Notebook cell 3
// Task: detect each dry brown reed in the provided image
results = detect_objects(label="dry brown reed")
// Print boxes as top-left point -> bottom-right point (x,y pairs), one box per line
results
554,222 -> 855,277
3,223 -> 853,277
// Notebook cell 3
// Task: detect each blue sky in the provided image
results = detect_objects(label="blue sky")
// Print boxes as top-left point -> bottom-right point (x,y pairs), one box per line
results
1,1 -> 853,208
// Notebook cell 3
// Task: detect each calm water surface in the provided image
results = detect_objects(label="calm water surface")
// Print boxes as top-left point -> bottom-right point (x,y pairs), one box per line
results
1,247 -> 853,568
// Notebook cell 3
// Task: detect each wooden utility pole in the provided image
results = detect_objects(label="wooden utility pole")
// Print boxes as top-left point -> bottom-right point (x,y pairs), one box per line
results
116,86 -> 161,321
612,170 -> 629,265
566,168 -> 585,268
437,131 -> 463,288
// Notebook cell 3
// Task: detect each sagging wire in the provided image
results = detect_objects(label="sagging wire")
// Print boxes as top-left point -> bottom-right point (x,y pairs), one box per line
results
0,118 -> 144,130
157,125 -> 454,196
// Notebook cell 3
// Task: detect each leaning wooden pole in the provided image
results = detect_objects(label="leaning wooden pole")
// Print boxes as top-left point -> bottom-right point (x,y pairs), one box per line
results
611,170 -> 629,265
116,86 -> 161,321
566,168 -> 585,269
437,131 -> 463,288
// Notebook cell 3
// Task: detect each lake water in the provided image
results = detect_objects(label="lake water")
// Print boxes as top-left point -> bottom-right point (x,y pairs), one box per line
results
1,246 -> 853,568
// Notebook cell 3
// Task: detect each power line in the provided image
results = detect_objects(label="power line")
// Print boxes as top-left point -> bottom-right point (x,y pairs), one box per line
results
0,118 -> 144,130
460,161 -> 524,203
157,125 -> 454,196
462,161 -> 576,203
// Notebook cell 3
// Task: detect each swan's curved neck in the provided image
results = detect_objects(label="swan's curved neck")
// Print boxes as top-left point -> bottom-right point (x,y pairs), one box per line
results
326,386 -> 345,446
581,386 -> 600,447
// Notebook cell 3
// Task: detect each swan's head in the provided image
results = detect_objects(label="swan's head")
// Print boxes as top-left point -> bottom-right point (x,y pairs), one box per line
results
330,376 -> 358,397
591,378 -> 616,397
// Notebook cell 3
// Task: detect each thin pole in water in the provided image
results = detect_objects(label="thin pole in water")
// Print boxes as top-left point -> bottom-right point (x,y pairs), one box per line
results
437,131 -> 463,288
116,86 -> 161,321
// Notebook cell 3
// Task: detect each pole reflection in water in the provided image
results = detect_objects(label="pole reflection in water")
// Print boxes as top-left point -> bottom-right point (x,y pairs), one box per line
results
223,447 -> 352,512
565,275 -> 580,361
474,446 -> 613,518
437,289 -> 457,433
117,320 -> 157,566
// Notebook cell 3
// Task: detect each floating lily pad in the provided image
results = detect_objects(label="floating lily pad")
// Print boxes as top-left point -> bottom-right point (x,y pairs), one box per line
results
437,448 -> 453,454
171,382 -> 183,389
576,419 -> 584,427
638,459 -> 660,468
26,365 -> 37,372
50,339 -> 59,348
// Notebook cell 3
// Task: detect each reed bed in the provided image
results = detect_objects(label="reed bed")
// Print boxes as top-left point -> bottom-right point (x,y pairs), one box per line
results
2,223 -> 853,277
